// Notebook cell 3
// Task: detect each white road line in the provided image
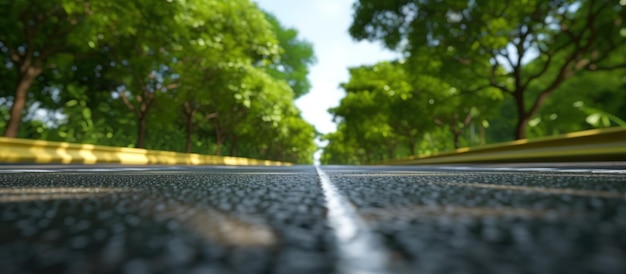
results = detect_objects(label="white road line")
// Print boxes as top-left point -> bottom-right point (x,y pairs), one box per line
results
315,166 -> 390,274
431,166 -> 626,174
0,169 -> 57,173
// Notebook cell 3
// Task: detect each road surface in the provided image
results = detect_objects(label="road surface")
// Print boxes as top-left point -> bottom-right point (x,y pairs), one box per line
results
1,163 -> 625,274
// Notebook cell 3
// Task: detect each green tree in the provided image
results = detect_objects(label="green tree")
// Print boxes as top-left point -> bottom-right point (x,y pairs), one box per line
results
326,60 -> 501,164
0,0 -> 163,137
263,12 -> 316,98
172,0 -> 281,153
525,66 -> 626,137
225,64 -> 315,162
0,0 -> 317,163
350,0 -> 626,139
321,125 -> 361,165
101,0 -> 189,148
404,49 -> 503,148
337,61 -> 418,158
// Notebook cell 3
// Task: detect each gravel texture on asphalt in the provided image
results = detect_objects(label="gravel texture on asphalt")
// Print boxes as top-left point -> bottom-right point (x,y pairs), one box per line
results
324,166 -> 626,274
1,164 -> 626,274
0,166 -> 334,274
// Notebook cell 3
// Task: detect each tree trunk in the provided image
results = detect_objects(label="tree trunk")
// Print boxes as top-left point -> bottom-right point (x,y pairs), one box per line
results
408,137 -> 416,156
515,116 -> 530,140
453,131 -> 461,149
183,107 -> 195,153
3,66 -> 41,137
136,115 -> 146,148
230,136 -> 237,156
212,120 -> 223,156
215,138 -> 223,156
514,91 -> 528,140
185,117 -> 193,153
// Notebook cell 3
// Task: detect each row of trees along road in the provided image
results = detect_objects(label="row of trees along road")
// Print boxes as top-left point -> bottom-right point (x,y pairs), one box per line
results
0,0 -> 318,164
321,0 -> 626,165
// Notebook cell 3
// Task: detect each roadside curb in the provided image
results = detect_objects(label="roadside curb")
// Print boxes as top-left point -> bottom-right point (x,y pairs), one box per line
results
0,137 -> 291,166
377,127 -> 626,165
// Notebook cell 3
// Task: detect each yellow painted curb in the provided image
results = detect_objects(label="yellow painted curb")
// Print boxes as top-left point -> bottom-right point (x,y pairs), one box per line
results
378,127 -> 626,165
0,137 -> 291,166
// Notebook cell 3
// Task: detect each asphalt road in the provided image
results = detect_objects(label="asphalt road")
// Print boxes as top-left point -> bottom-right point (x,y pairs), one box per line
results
1,163 -> 626,274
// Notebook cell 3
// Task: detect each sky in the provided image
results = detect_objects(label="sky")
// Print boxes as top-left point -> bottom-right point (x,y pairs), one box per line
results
253,0 -> 399,136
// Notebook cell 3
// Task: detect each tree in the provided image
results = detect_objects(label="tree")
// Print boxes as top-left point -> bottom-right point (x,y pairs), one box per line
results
519,63 -> 626,137
0,0 -> 159,137
263,12 -> 316,98
321,124 -> 362,165
337,61 -> 420,157
227,65 -> 300,158
0,0 -> 318,164
350,0 -> 626,139
327,61 -> 431,163
172,0 -> 282,153
322,56 -> 503,163
100,0 -> 189,148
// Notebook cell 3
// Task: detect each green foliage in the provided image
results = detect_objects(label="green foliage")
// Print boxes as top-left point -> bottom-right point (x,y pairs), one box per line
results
322,43 -> 625,164
322,60 -> 501,164
321,0 -> 626,163
350,0 -> 626,139
523,69 -> 626,137
263,12 -> 316,98
0,0 -> 317,163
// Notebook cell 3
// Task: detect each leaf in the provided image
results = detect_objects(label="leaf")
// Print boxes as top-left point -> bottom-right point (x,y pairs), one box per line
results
585,113 -> 601,126
82,108 -> 92,120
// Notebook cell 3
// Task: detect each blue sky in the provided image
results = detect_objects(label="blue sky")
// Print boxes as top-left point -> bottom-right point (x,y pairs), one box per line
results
253,0 -> 399,135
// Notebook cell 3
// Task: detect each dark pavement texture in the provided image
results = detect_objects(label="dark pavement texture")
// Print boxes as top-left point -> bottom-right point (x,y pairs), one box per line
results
1,164 -> 625,274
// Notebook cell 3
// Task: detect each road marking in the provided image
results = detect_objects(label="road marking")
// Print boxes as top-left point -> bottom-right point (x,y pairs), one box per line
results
315,166 -> 390,274
431,166 -> 626,174
438,181 -> 625,199
0,187 -> 132,202
360,205 -> 573,220
0,169 -> 57,173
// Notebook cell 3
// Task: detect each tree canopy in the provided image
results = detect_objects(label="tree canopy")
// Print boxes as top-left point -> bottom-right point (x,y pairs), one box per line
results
263,12 -> 316,98
350,0 -> 626,139
0,0 -> 317,164
321,0 -> 626,164
322,60 -> 501,164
